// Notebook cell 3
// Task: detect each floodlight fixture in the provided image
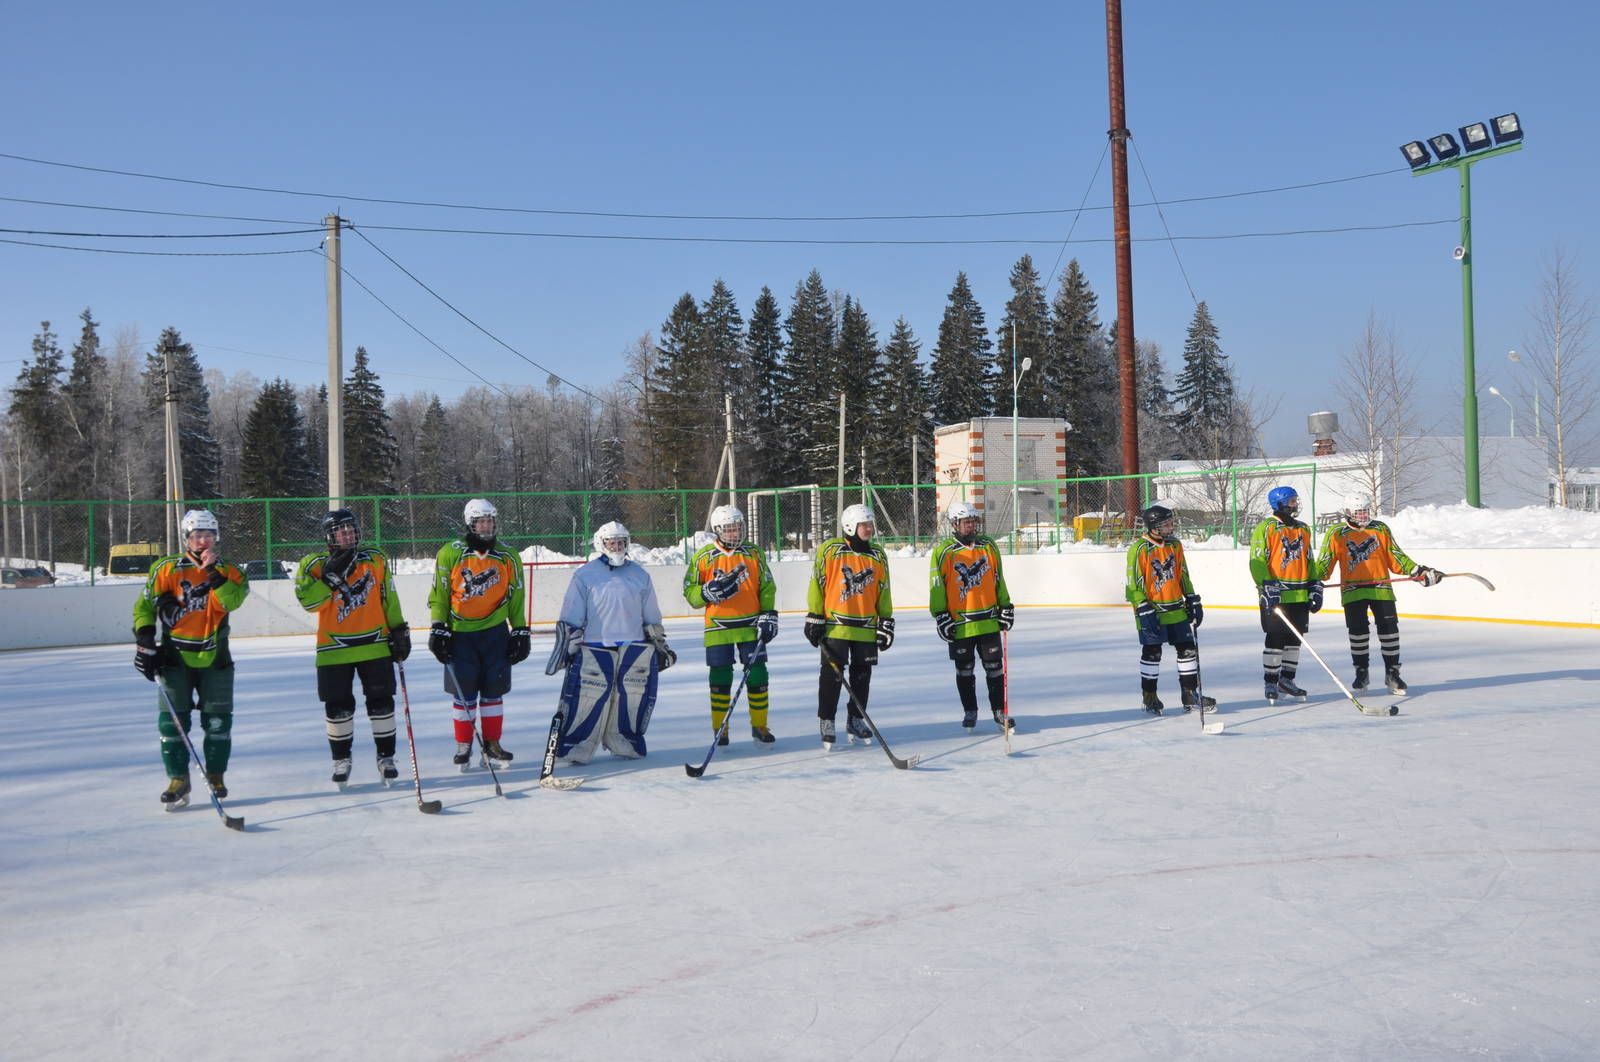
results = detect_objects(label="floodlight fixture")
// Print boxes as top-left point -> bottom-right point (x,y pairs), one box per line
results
1459,121 -> 1492,152
1429,132 -> 1462,161
1399,140 -> 1430,169
1490,112 -> 1523,144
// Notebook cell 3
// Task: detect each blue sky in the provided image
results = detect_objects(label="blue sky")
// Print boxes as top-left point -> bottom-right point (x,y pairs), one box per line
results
2,1 -> 1595,458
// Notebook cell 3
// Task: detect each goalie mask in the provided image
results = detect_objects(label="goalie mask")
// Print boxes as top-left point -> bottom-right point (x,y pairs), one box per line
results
593,520 -> 630,567
463,498 -> 498,553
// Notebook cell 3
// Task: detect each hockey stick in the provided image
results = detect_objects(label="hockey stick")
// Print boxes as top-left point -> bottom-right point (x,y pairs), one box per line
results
685,640 -> 768,778
824,654 -> 919,769
394,660 -> 443,813
154,679 -> 245,830
1192,628 -> 1224,735
1337,571 -> 1495,591
999,630 -> 1013,753
443,660 -> 504,797
1271,606 -> 1396,717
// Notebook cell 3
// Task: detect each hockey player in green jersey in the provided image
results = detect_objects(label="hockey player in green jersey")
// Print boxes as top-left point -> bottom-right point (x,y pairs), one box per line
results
1250,486 -> 1320,703
131,509 -> 250,809
1124,504 -> 1212,714
683,505 -> 779,744
928,500 -> 1015,732
806,503 -> 894,749
295,508 -> 411,788
1315,495 -> 1444,694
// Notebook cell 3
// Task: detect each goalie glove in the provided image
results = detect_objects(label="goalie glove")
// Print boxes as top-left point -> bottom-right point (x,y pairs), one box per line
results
644,623 -> 676,671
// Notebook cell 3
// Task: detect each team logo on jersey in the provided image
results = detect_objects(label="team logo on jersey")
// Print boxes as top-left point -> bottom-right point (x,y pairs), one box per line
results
839,564 -> 877,601
1281,537 -> 1305,562
334,571 -> 376,623
954,555 -> 990,595
1347,536 -> 1379,563
176,575 -> 215,617
705,566 -> 749,601
1150,553 -> 1177,590
459,565 -> 502,601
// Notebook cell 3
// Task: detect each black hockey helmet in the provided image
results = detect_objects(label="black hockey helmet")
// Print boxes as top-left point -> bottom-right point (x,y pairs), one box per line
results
1141,504 -> 1176,540
322,508 -> 360,548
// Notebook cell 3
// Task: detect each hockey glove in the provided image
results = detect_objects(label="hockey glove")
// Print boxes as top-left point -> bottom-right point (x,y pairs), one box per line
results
644,623 -> 677,671
701,570 -> 741,604
203,567 -> 229,590
1416,566 -> 1444,587
322,569 -> 354,605
1258,580 -> 1282,612
933,611 -> 956,642
325,548 -> 356,580
1185,593 -> 1203,630
155,591 -> 184,630
803,613 -> 826,647
506,627 -> 532,665
875,616 -> 896,651
1308,581 -> 1325,614
998,603 -> 1015,631
428,622 -> 453,664
134,625 -> 161,681
756,610 -> 779,644
1134,602 -> 1161,640
387,623 -> 412,662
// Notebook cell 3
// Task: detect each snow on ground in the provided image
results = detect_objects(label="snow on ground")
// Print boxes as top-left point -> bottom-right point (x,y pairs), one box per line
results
2,608 -> 1597,1059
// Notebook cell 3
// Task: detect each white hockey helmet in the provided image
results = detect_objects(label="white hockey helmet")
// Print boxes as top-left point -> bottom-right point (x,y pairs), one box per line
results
1343,495 -> 1375,528
840,503 -> 876,538
947,500 -> 981,536
709,504 -> 745,546
593,520 -> 631,567
181,509 -> 220,544
463,498 -> 498,551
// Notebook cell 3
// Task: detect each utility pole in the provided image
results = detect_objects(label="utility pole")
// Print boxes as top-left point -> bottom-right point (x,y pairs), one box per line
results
1,440 -> 10,565
910,432 -> 920,550
724,393 -> 737,498
1104,0 -> 1142,522
162,343 -> 185,553
325,213 -> 345,508
836,392 -> 846,524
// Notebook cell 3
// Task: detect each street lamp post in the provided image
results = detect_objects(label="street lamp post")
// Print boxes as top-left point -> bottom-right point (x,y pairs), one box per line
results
1012,330 -> 1033,550
1400,113 -> 1524,507
1485,386 -> 1515,437
1507,350 -> 1542,436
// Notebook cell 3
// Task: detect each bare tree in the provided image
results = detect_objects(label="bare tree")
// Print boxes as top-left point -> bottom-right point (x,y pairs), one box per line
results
1335,311 -> 1423,510
1519,248 -> 1597,505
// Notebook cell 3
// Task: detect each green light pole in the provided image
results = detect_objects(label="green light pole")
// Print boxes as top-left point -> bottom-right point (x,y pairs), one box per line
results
1409,138 -> 1522,507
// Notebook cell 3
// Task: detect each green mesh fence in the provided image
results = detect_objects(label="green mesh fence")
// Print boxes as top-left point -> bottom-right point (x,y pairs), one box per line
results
0,463 -> 1321,583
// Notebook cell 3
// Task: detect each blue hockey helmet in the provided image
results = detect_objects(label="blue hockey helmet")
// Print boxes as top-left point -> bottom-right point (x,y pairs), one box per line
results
1267,486 -> 1300,516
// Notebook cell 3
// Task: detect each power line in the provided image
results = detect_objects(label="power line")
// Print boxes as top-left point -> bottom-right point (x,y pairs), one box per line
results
0,149 -> 1407,222
1043,141 -> 1109,301
0,225 -> 323,239
0,194 -> 310,226
0,237 -> 318,257
1131,139 -> 1199,306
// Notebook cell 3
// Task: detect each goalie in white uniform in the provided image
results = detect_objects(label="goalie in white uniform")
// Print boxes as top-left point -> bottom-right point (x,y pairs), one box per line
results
545,521 -> 675,763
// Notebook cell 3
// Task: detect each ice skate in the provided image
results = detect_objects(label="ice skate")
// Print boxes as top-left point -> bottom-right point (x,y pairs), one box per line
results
1276,676 -> 1307,700
160,775 -> 191,811
1142,690 -> 1164,715
331,758 -> 353,790
962,707 -> 978,730
717,729 -> 730,747
992,709 -> 1015,733
205,772 -> 228,799
482,740 -> 514,769
819,718 -> 836,751
453,741 -> 474,772
1352,665 -> 1370,690
750,725 -> 775,744
1385,666 -> 1408,695
1181,690 -> 1216,712
1264,681 -> 1280,705
376,756 -> 398,786
846,716 -> 872,745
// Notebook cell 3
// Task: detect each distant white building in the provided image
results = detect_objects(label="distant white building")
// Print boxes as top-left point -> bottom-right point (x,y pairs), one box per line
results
1557,468 -> 1600,511
932,417 -> 1071,531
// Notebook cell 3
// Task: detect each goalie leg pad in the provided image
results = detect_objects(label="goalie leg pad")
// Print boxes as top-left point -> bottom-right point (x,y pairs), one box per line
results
603,641 -> 658,759
557,646 -> 615,765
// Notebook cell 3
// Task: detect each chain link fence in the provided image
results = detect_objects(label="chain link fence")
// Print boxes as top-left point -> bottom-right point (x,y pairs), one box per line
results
0,463 -> 1323,584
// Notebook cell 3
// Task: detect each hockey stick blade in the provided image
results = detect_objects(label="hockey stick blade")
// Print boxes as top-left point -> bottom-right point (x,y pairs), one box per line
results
684,641 -> 768,779
1445,571 -> 1495,591
418,798 -> 443,813
1272,606 -> 1395,719
539,775 -> 584,791
825,656 -> 918,769
224,813 -> 245,830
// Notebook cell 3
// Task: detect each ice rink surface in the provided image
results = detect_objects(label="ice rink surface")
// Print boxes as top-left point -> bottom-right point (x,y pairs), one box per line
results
2,607 -> 1597,1060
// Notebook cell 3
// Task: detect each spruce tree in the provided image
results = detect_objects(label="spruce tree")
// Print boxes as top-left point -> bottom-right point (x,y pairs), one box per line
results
873,317 -> 931,485
652,293 -> 710,488
699,279 -> 746,410
416,394 -> 456,493
61,309 -> 108,500
836,296 -> 880,478
782,270 -> 840,482
997,256 -> 1052,416
1135,339 -> 1182,470
342,346 -> 399,497
928,271 -> 995,425
1052,263 -> 1119,474
240,379 -> 315,497
302,384 -> 328,495
143,327 -> 220,500
9,322 -> 68,502
1171,301 -> 1242,461
744,285 -> 786,486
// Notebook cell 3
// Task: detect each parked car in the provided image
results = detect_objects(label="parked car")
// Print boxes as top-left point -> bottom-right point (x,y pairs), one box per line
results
1,565 -> 56,588
243,559 -> 293,581
107,541 -> 164,576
